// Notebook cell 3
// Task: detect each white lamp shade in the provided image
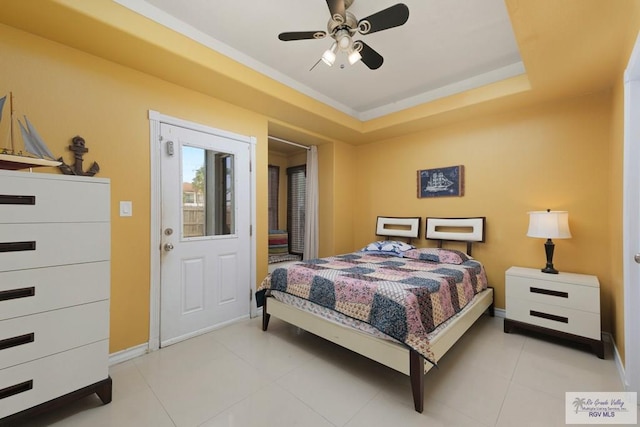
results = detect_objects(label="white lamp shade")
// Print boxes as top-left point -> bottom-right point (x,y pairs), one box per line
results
527,210 -> 572,239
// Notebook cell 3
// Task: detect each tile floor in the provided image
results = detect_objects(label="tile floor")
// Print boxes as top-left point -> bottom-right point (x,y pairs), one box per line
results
21,315 -> 624,427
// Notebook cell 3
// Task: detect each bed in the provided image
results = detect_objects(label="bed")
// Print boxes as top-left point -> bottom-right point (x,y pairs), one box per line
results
257,216 -> 494,413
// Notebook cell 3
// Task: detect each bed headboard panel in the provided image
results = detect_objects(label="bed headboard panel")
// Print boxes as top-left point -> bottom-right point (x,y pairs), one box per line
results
425,217 -> 485,256
376,216 -> 421,243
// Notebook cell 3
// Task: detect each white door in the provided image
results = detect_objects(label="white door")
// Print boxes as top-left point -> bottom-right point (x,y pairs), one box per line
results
624,32 -> 640,395
160,123 -> 250,347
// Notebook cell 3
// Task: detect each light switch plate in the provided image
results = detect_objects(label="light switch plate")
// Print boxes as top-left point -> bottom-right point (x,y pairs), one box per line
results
120,201 -> 133,217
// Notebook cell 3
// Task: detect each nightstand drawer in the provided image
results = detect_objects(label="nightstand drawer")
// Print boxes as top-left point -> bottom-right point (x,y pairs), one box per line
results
506,275 -> 600,313
507,297 -> 601,340
0,300 -> 109,370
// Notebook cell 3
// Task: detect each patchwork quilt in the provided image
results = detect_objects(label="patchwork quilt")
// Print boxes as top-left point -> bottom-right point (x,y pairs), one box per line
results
256,251 -> 489,364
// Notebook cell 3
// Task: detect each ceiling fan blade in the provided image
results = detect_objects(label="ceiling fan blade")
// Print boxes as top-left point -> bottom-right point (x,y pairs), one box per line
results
358,3 -> 409,35
356,41 -> 384,70
326,0 -> 346,23
278,31 -> 327,41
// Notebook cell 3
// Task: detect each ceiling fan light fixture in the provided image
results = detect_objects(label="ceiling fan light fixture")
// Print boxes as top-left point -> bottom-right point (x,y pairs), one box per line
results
322,42 -> 337,66
337,32 -> 351,50
348,48 -> 361,65
278,1 -> 410,71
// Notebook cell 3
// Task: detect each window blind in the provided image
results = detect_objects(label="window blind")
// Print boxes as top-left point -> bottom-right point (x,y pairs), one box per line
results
287,165 -> 306,255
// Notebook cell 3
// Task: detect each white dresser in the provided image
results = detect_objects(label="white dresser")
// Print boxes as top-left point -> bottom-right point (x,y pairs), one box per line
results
504,266 -> 604,358
0,170 -> 111,424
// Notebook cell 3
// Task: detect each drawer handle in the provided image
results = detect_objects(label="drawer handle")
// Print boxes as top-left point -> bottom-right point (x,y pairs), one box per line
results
0,287 -> 35,302
0,380 -> 33,400
0,195 -> 36,205
530,310 -> 568,324
0,241 -> 36,253
530,287 -> 568,298
0,333 -> 34,351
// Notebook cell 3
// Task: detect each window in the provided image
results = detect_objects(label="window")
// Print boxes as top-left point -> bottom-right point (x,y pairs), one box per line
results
287,165 -> 306,255
268,165 -> 279,230
182,145 -> 234,238
183,191 -> 196,205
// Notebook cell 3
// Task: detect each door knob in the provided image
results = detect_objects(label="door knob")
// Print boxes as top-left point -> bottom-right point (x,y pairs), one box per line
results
164,243 -> 174,252
635,253 -> 640,264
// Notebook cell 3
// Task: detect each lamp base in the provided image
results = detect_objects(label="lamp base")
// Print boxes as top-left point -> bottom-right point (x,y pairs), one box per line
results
542,238 -> 559,274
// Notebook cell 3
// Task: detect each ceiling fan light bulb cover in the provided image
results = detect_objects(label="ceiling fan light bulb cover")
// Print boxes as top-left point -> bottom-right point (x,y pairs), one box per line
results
322,49 -> 336,66
338,34 -> 351,50
348,49 -> 361,65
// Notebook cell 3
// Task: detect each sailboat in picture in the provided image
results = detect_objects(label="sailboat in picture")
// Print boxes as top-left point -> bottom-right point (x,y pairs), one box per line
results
0,93 -> 61,170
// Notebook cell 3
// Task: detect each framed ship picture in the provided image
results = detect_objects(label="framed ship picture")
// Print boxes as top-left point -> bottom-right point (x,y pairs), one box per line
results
417,165 -> 464,198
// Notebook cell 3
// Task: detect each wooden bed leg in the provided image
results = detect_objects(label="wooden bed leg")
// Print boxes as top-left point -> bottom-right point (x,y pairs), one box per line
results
409,350 -> 424,413
262,298 -> 271,331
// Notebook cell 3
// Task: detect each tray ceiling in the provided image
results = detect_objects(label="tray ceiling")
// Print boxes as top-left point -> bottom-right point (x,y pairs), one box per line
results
115,0 -> 524,121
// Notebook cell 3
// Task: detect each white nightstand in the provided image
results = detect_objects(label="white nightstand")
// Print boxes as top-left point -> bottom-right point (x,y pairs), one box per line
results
504,266 -> 604,358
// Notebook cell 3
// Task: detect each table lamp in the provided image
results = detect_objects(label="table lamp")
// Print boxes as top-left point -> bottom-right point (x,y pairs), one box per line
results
527,209 -> 571,274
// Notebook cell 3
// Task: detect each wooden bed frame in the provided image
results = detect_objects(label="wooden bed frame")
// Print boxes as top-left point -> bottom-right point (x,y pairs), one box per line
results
261,216 -> 494,413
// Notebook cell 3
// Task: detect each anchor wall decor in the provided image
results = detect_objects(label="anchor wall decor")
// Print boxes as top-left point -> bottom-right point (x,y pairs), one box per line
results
58,135 -> 100,176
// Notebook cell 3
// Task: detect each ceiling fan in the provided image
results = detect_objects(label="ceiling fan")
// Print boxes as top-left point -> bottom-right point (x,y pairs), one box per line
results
278,0 -> 410,70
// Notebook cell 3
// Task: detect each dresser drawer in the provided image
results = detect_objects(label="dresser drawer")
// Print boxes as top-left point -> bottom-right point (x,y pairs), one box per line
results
0,300 -> 109,370
0,340 -> 108,419
0,262 -> 109,321
0,173 -> 109,224
507,297 -> 601,340
0,222 -> 109,272
506,275 -> 600,313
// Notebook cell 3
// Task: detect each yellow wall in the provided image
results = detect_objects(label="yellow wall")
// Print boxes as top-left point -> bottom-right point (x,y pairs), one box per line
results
0,24 -> 270,353
353,92 -> 613,327
331,141 -> 357,256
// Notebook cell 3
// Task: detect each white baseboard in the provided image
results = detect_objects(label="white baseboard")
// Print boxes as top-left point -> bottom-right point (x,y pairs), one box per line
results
493,307 -> 505,318
109,343 -> 148,366
603,332 -> 628,390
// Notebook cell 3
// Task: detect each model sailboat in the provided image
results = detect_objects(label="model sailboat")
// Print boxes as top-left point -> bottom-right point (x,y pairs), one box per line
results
0,93 -> 61,170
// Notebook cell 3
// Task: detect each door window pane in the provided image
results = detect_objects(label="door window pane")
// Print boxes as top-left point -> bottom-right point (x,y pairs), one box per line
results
182,145 -> 234,238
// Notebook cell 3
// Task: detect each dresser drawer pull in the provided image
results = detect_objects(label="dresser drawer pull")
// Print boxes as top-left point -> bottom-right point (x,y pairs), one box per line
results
530,287 -> 568,298
0,195 -> 36,205
0,287 -> 35,302
0,241 -> 36,253
0,380 -> 33,400
0,333 -> 34,351
530,310 -> 568,323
